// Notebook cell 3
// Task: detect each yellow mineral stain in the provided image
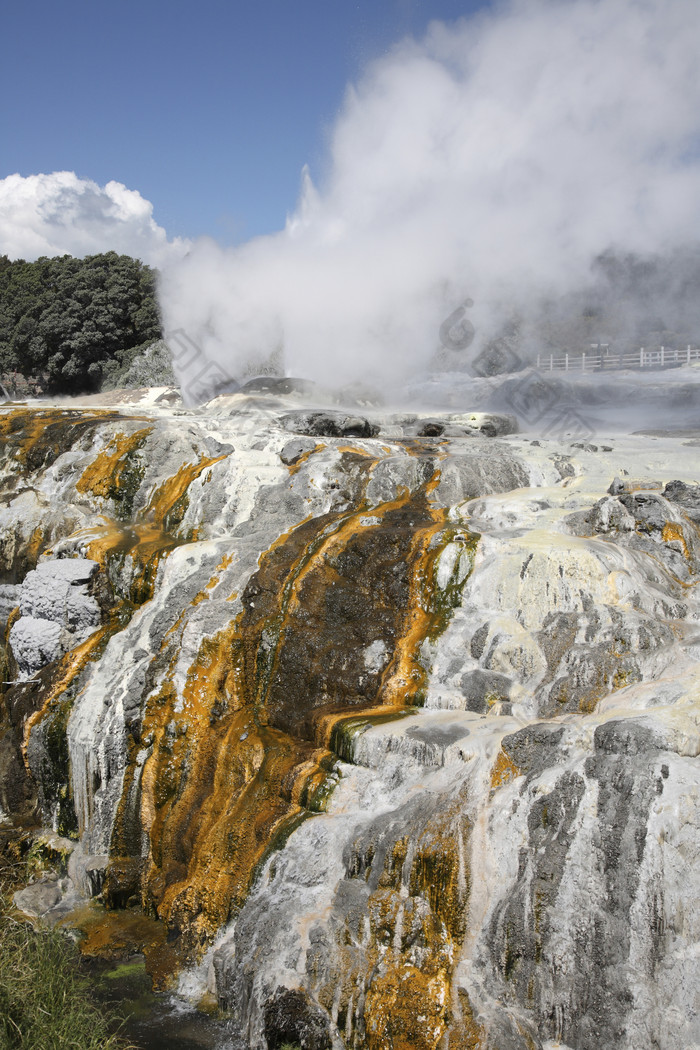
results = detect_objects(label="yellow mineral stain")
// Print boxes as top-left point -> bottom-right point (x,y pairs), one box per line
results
278,503 -> 388,616
121,605 -> 332,963
4,606 -> 20,638
204,552 -> 235,592
377,521 -> 445,708
25,525 -> 45,567
146,454 -> 226,529
490,748 -> 520,790
261,512 -> 316,558
267,466 -> 452,730
93,442 -> 481,996
364,966 -> 451,1050
0,407 -> 138,470
321,796 -> 470,1048
285,443 -> 325,475
85,522 -> 180,605
367,463 -> 461,712
448,989 -> 488,1050
75,428 -> 153,498
21,625 -> 112,768
314,705 -> 415,757
127,494 -> 431,956
70,903 -> 180,987
662,521 -> 692,562
337,444 -> 375,457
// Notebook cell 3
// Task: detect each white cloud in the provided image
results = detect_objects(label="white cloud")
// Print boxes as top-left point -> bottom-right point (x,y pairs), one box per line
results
160,0 -> 700,396
0,171 -> 189,267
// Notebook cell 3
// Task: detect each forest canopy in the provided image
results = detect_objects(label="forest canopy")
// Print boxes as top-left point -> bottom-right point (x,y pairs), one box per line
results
0,252 -> 162,394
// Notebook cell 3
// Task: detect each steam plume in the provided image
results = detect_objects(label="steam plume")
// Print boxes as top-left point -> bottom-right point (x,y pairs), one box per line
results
160,0 -> 700,396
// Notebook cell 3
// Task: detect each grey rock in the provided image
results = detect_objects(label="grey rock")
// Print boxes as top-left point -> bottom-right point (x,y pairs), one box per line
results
459,669 -> 512,713
587,495 -> 636,533
19,559 -> 100,621
280,438 -> 317,466
19,574 -> 73,621
263,988 -> 332,1050
618,492 -> 667,531
0,583 -> 19,625
68,849 -> 110,898
279,410 -> 379,439
608,476 -> 662,495
405,722 -> 471,748
589,718 -> 663,757
663,479 -> 700,523
489,770 -> 585,1039
242,375 -> 316,396
468,413 -> 518,437
550,454 -> 576,479
13,878 -> 61,917
36,558 -> 99,585
501,723 -> 566,779
417,418 -> 447,437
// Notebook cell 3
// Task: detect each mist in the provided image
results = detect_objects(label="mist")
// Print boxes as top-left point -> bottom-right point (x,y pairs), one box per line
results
159,0 -> 700,401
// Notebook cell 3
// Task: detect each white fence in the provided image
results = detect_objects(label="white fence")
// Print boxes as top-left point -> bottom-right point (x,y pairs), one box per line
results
536,346 -> 700,373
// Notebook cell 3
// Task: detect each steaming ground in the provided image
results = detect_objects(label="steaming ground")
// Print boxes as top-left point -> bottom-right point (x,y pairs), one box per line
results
159,0 -> 700,398
36,364 -> 700,441
397,365 -> 700,436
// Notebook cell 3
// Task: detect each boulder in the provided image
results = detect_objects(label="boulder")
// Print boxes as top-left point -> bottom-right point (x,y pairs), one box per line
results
9,616 -> 63,676
663,479 -> 700,523
280,411 -> 379,439
280,438 -> 317,466
13,878 -> 62,918
242,376 -> 316,396
9,559 -> 102,678
588,495 -> 636,533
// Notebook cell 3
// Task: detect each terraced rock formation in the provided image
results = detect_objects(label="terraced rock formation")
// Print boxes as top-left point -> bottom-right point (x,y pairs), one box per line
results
1,390 -> 699,1050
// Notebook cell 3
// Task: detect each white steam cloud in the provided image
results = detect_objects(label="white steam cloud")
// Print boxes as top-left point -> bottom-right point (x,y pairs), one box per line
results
166,0 -> 700,396
0,172 -> 189,268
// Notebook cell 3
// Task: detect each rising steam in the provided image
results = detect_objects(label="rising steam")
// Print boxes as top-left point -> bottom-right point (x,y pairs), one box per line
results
159,0 -> 700,399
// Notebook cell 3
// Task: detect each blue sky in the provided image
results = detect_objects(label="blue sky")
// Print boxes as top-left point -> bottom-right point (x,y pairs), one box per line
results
1,0 -> 488,245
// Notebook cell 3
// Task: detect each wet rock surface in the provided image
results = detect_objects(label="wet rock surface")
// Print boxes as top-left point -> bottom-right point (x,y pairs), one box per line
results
1,394 -> 700,1049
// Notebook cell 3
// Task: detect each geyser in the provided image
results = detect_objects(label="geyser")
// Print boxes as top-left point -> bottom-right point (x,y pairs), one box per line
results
160,0 -> 700,400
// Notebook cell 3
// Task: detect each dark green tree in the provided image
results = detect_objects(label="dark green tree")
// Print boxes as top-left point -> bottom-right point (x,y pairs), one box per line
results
0,252 -> 162,394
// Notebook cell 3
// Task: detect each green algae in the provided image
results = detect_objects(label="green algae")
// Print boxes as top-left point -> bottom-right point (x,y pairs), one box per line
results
329,708 -> 419,764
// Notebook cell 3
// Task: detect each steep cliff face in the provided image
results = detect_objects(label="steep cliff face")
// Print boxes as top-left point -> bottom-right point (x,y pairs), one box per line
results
1,392 -> 699,1050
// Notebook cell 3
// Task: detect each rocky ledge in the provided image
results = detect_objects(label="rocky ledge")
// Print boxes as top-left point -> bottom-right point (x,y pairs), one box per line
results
0,388 -> 699,1050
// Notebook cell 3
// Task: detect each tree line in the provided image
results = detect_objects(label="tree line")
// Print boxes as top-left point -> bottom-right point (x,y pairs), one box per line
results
0,252 -> 162,395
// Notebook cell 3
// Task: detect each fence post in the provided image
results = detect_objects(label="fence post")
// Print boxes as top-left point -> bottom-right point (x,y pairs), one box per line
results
640,347 -> 643,367
661,346 -> 665,366
549,354 -> 553,371
688,345 -> 692,365
537,353 -> 541,369
565,353 -> 569,372
582,352 -> 586,372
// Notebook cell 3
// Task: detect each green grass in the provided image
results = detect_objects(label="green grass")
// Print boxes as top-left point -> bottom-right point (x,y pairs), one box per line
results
0,913 -> 137,1050
0,848 -> 136,1050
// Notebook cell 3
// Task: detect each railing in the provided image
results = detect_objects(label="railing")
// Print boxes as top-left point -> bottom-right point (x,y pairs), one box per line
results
536,346 -> 700,373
